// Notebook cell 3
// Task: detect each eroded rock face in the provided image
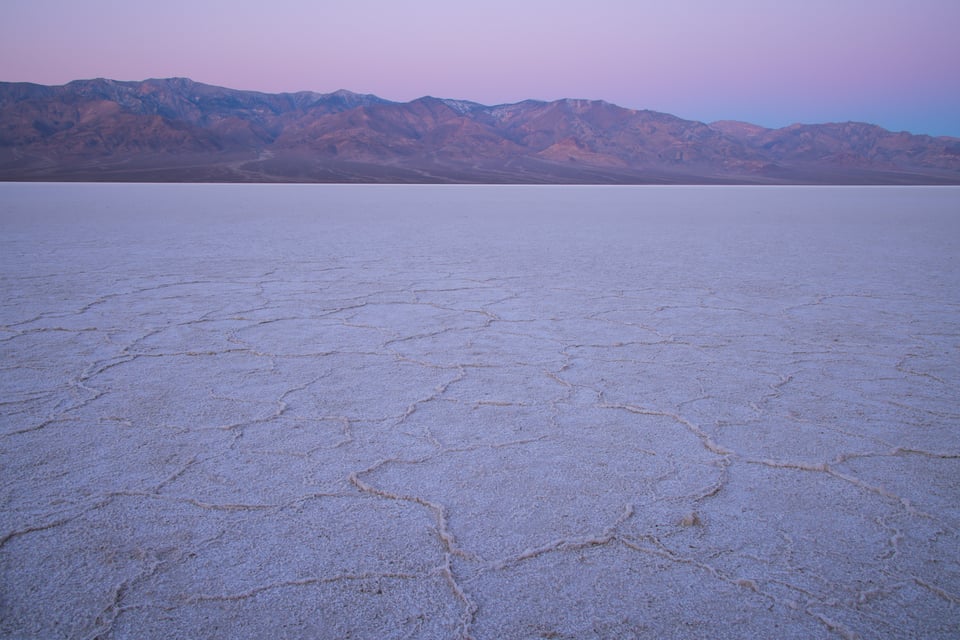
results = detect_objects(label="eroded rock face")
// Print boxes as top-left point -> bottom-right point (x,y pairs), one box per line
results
1,183 -> 959,639
1,78 -> 958,183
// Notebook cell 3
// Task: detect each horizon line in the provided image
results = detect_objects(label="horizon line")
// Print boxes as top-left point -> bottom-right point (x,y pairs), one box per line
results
3,75 -> 956,140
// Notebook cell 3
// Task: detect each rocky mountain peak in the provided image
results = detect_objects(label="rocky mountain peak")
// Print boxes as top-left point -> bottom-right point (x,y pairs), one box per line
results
1,78 -> 957,184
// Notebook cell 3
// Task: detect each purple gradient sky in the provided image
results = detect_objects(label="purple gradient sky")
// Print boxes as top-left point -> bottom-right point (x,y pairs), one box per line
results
2,0 -> 958,136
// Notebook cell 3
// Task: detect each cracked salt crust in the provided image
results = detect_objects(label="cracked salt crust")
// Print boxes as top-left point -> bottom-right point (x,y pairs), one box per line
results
1,183 -> 959,639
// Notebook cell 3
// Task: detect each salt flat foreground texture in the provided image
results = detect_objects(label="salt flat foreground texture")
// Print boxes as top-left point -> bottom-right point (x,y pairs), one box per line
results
1,184 -> 958,639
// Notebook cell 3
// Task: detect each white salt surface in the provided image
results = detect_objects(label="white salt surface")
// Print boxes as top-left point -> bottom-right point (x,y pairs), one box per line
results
1,183 -> 959,639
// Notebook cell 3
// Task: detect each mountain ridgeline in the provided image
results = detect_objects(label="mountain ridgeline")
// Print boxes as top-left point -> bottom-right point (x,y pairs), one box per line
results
1,78 -> 958,184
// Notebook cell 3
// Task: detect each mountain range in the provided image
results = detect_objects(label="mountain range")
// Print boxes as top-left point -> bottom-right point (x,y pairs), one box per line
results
1,77 -> 958,184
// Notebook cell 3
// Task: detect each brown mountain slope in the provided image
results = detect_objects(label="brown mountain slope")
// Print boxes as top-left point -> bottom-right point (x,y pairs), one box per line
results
1,78 -> 958,184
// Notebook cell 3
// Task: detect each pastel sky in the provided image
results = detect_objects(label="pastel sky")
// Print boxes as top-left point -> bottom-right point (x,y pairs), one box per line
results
2,0 -> 958,136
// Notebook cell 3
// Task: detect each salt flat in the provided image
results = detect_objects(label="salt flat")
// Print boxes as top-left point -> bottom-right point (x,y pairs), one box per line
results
1,183 -> 958,639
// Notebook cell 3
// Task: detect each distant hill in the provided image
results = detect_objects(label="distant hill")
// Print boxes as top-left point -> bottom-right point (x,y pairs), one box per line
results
1,78 -> 958,184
